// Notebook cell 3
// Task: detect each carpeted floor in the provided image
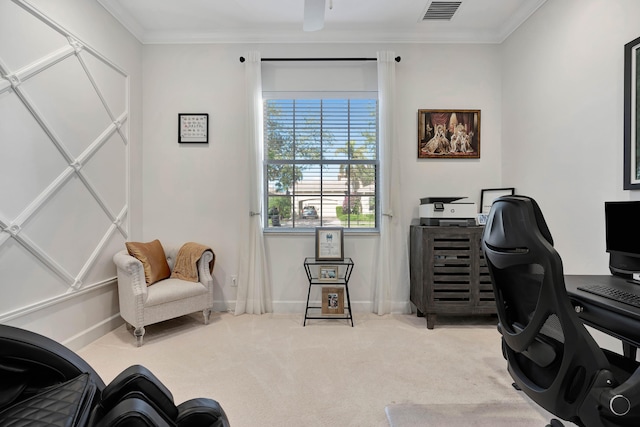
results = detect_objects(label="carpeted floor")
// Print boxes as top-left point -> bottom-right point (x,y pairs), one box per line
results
385,402 -> 553,426
77,312 -> 569,426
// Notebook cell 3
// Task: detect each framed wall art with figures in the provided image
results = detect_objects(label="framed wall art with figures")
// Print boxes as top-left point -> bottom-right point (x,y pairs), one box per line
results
418,109 -> 480,159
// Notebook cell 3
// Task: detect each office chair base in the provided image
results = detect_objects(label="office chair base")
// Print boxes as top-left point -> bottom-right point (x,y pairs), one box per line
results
546,419 -> 564,427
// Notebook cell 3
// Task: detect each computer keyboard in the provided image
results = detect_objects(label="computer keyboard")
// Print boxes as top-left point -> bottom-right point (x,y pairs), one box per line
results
578,283 -> 640,309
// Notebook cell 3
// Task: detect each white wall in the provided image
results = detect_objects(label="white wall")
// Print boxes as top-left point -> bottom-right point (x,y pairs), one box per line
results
141,43 -> 502,312
6,0 -> 639,346
0,0 -> 142,348
501,0 -> 640,274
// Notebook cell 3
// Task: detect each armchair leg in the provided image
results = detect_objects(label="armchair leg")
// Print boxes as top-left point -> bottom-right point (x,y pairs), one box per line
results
203,308 -> 211,325
134,326 -> 145,347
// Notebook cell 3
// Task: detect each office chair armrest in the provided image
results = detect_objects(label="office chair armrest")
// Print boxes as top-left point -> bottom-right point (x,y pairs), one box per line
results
597,366 -> 640,416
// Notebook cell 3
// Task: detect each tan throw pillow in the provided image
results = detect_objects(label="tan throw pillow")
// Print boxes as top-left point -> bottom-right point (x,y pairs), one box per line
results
125,240 -> 171,286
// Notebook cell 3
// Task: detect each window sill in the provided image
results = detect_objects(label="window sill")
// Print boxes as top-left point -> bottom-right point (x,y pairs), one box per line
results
264,228 -> 379,236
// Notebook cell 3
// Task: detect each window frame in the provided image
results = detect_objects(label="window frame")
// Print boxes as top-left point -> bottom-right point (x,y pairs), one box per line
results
262,94 -> 380,233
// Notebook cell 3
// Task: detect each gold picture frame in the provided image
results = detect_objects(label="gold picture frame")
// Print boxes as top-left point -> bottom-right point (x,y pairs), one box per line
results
321,287 -> 344,315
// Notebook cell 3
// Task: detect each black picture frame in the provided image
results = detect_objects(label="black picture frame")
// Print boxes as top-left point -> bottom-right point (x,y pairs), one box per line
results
178,113 -> 209,143
480,188 -> 515,214
315,227 -> 344,261
624,36 -> 640,189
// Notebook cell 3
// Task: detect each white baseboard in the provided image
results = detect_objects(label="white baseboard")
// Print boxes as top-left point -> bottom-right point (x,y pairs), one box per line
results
216,300 -> 411,315
63,314 -> 124,351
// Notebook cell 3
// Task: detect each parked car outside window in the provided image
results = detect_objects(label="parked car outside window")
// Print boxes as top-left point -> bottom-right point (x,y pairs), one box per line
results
301,206 -> 318,219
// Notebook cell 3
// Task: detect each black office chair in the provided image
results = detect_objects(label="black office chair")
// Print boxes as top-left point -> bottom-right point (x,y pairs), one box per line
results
481,195 -> 640,427
0,324 -> 229,426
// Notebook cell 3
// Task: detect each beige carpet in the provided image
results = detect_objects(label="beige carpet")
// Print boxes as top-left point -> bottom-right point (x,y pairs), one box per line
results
77,312 -> 568,426
385,402 -> 554,426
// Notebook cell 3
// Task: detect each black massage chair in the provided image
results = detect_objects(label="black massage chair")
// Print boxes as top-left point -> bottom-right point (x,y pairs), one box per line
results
0,324 -> 230,426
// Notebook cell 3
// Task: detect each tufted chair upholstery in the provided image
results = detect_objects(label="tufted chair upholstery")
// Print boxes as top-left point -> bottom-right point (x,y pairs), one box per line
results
113,244 -> 215,346
0,324 -> 229,427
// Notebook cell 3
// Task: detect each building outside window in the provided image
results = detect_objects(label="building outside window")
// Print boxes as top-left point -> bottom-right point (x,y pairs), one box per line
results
263,96 -> 378,230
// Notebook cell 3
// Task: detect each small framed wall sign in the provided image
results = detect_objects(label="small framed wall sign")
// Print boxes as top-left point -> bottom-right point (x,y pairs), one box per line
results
178,113 -> 209,143
315,227 -> 344,261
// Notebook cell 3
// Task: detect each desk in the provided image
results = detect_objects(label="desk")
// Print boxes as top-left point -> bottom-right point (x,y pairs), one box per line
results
565,275 -> 640,359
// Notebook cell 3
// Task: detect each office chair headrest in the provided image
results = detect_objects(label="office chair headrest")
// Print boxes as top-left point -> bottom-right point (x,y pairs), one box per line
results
483,195 -> 554,266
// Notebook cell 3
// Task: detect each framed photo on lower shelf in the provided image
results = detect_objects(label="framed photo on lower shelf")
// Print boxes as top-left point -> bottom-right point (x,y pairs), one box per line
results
322,287 -> 344,315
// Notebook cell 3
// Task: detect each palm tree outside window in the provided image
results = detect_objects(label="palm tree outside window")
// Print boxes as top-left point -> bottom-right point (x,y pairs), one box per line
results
263,96 -> 379,231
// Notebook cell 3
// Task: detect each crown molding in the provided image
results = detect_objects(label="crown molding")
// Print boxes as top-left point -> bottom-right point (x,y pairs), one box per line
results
98,0 -> 548,45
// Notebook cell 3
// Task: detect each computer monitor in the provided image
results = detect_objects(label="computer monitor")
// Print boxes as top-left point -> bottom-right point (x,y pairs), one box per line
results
605,201 -> 640,277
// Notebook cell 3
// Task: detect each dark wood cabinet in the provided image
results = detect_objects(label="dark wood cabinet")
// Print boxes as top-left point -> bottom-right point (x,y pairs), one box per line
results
410,225 -> 496,329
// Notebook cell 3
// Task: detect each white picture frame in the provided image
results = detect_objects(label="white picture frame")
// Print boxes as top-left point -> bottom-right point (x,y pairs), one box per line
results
318,265 -> 338,281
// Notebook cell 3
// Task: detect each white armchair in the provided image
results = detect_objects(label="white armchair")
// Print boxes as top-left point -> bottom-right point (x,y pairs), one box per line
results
113,243 -> 215,346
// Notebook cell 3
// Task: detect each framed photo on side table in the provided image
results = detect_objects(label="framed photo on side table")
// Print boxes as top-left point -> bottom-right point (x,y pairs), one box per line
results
178,113 -> 209,143
315,227 -> 344,261
322,287 -> 345,315
318,266 -> 338,281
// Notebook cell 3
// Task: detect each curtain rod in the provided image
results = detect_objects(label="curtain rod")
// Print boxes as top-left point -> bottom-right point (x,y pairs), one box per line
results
239,56 -> 401,63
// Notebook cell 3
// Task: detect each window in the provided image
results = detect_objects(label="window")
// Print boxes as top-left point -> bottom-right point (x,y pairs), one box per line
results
264,95 -> 378,230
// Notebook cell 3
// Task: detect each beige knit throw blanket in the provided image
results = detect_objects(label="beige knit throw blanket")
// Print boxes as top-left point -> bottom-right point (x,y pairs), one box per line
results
170,242 -> 215,282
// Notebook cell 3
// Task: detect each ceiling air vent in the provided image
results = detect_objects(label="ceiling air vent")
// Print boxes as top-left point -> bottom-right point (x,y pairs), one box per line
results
422,1 -> 462,21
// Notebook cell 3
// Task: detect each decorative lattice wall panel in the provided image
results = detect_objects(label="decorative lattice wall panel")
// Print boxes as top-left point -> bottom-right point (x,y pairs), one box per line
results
0,0 -> 129,318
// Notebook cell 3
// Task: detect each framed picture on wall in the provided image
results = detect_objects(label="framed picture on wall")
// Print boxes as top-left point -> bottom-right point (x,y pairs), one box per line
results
480,188 -> 515,214
178,113 -> 209,143
624,36 -> 640,189
417,109 -> 480,159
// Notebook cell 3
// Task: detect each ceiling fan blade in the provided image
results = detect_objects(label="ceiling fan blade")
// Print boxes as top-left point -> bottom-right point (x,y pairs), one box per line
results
303,0 -> 325,32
